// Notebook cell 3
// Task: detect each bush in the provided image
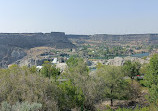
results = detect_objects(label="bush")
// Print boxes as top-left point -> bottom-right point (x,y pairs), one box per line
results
1,101 -> 42,111
0,66 -> 59,111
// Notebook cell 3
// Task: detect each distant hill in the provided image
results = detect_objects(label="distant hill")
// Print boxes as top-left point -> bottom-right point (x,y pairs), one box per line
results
67,33 -> 158,45
90,34 -> 158,44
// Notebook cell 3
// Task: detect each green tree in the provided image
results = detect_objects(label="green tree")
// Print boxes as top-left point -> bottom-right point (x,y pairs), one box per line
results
58,80 -> 85,111
123,60 -> 141,82
144,54 -> 158,105
40,61 -> 60,80
97,65 -> 129,106
66,56 -> 80,68
29,66 -> 37,73
66,57 -> 89,74
63,57 -> 104,110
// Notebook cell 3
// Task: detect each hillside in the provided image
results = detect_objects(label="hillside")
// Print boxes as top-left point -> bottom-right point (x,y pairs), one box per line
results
0,32 -> 75,68
67,33 -> 158,45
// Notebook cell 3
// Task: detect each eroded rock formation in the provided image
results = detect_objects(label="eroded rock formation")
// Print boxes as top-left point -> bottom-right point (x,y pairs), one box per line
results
0,32 -> 75,67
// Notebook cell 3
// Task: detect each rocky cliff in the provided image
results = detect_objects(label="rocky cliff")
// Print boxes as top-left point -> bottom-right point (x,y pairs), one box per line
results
0,32 -> 75,48
90,34 -> 158,45
0,32 -> 75,68
68,33 -> 158,45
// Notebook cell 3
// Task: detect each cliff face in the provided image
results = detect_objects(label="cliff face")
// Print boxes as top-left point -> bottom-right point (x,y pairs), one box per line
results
89,34 -> 158,44
0,46 -> 26,68
67,34 -> 158,45
0,32 -> 75,68
66,34 -> 90,40
0,32 -> 75,48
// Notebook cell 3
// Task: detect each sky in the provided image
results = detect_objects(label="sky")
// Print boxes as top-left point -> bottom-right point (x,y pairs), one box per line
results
0,0 -> 158,34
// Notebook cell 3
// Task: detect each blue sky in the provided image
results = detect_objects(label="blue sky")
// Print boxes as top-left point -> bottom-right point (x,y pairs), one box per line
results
0,0 -> 158,34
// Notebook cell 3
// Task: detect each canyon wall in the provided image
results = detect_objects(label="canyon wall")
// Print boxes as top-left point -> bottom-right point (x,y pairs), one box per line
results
0,32 -> 75,68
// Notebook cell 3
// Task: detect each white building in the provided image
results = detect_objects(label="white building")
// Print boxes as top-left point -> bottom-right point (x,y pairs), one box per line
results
36,66 -> 43,69
52,58 -> 58,64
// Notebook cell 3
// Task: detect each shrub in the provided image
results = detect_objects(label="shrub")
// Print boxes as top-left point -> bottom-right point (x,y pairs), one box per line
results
1,101 -> 42,111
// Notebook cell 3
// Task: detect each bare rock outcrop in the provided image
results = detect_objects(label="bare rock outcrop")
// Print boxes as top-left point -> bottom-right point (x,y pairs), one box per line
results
106,56 -> 149,66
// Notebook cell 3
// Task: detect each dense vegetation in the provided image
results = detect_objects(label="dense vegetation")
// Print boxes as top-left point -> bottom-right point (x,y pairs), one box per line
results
78,45 -> 131,59
1,54 -> 158,111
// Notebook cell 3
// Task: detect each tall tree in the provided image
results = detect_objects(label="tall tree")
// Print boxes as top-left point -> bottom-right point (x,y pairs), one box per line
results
144,54 -> 158,105
97,65 -> 129,106
41,61 -> 60,80
62,57 -> 104,110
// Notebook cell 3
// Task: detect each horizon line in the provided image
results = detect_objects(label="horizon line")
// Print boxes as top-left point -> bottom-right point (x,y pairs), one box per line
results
0,32 -> 158,35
